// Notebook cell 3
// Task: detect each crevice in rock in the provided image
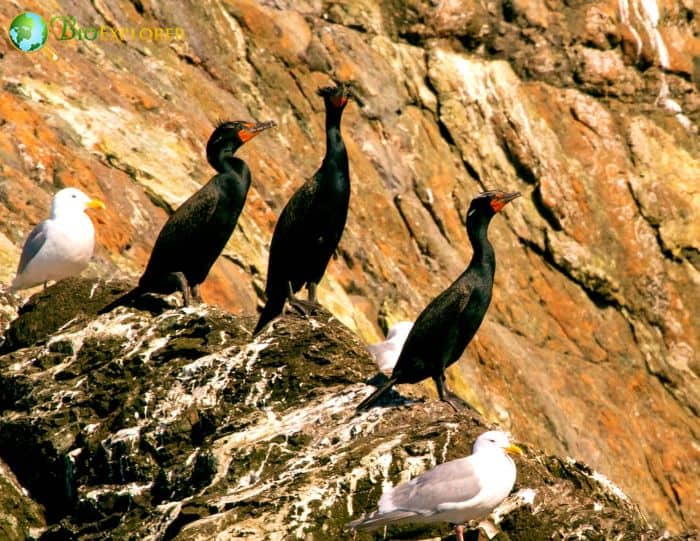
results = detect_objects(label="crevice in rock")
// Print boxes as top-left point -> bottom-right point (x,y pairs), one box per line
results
624,319 -> 691,406
502,1 -> 520,24
421,68 -> 455,142
499,137 -> 538,186
143,189 -> 174,216
680,247 -> 700,272
344,23 -> 370,35
173,50 -> 201,67
101,156 -> 174,216
398,32 -> 424,48
221,252 -> 257,275
162,505 -> 208,541
623,179 -> 690,267
102,155 -> 174,215
393,194 -> 429,262
435,111 -> 457,150
645,359 -> 674,386
670,479 -> 684,511
518,235 -> 620,311
129,0 -> 145,15
103,154 -> 139,182
462,160 -> 481,182
642,450 -> 680,524
287,71 -> 317,141
569,106 -> 601,137
415,183 -> 451,245
424,73 -> 482,186
531,184 -> 563,232
90,1 -> 128,46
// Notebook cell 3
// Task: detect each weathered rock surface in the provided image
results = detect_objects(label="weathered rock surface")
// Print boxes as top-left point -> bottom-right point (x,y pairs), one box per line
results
0,279 -> 694,540
0,457 -> 44,541
0,0 -> 698,535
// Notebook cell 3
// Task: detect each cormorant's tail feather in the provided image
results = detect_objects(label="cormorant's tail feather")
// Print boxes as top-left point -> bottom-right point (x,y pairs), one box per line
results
356,377 -> 397,411
98,287 -> 143,314
253,295 -> 286,336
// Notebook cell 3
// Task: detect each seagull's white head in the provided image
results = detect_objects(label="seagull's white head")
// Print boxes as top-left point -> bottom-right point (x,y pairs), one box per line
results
50,188 -> 105,218
473,430 -> 523,457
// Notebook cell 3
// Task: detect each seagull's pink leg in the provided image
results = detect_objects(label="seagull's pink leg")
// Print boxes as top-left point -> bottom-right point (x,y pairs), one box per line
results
455,524 -> 465,541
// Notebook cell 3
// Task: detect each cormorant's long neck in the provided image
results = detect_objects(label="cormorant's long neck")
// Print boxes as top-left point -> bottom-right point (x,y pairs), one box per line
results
321,108 -> 348,173
216,155 -> 251,192
466,214 -> 495,274
218,154 -> 240,173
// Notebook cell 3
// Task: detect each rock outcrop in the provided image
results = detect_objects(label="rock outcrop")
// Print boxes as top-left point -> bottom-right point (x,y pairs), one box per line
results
0,0 -> 698,535
0,278 -> 695,540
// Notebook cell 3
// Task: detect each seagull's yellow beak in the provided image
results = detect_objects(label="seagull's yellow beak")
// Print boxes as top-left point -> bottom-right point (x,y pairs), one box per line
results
505,443 -> 523,456
87,198 -> 106,210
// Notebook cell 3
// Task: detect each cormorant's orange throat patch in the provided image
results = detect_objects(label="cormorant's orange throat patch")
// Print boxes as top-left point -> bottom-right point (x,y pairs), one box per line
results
490,199 -> 507,213
331,95 -> 348,108
238,121 -> 276,142
238,123 -> 260,142
238,130 -> 254,142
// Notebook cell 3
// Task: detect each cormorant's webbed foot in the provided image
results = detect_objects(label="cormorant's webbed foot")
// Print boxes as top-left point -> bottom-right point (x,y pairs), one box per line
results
285,282 -> 320,317
435,374 -> 471,412
288,298 -> 320,317
442,396 -> 461,413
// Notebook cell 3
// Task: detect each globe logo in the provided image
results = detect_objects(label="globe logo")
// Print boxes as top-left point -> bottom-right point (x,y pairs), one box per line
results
8,12 -> 48,53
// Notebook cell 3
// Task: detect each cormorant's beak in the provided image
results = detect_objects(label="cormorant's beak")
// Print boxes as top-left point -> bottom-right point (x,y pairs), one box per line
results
86,198 -> 106,210
505,443 -> 523,456
239,120 -> 277,143
490,191 -> 521,213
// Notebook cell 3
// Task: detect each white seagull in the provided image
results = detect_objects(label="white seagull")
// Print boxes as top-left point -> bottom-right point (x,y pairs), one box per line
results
367,321 -> 414,374
11,187 -> 105,291
348,430 -> 523,541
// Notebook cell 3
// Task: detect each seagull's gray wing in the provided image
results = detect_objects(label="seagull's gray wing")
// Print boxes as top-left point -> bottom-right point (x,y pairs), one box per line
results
385,456 -> 482,514
16,221 -> 49,275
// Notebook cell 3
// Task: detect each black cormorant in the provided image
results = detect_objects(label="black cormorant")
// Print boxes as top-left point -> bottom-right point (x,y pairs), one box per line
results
100,120 -> 275,313
356,190 -> 521,411
253,83 -> 351,335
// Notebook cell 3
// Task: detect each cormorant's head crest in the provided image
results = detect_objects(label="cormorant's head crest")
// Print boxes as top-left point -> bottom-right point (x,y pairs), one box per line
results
467,190 -> 521,217
207,119 -> 276,170
214,119 -> 235,130
317,82 -> 353,109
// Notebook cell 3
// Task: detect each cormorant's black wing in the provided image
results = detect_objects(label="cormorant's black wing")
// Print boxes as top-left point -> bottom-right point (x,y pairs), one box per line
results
142,182 -> 220,277
16,221 -> 49,275
254,178 -> 319,335
265,179 -> 318,288
272,180 -> 317,246
393,277 -> 474,379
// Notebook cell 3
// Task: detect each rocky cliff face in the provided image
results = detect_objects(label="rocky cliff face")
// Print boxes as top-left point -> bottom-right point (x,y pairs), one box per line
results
0,278 -> 694,540
0,0 -> 698,537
